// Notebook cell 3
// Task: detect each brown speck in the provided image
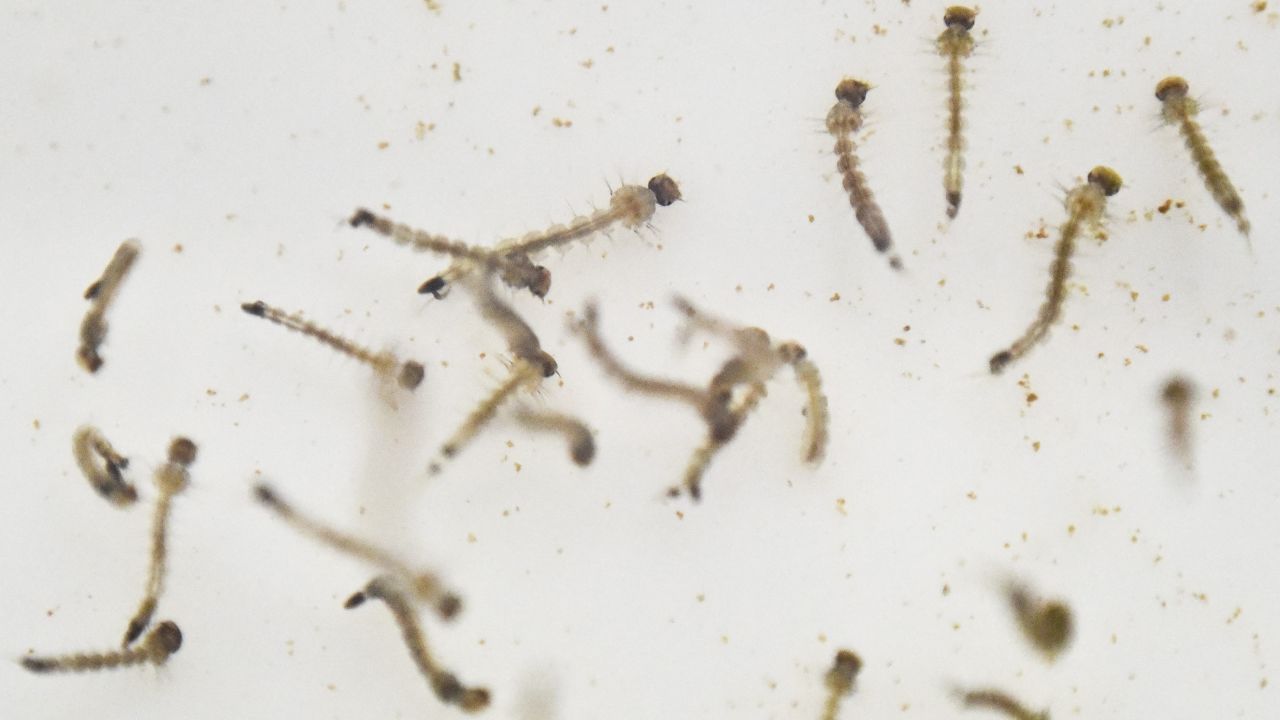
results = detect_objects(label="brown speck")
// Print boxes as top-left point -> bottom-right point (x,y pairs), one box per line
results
807,214 -> 815,223
829,293 -> 841,302
377,141 -> 389,150
580,58 -> 594,69
467,533 -> 477,543
199,77 -> 212,86
1026,392 -> 1039,405
1032,441 -> 1041,452
835,498 -> 847,516
452,62 -> 461,82
1014,164 -> 1025,175
32,419 -> 40,430
1157,199 -> 1173,214
552,117 -> 573,128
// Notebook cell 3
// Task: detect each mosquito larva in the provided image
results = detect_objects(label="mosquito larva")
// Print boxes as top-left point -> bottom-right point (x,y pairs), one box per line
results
826,79 -> 902,270
511,407 -> 596,466
1161,375 -> 1197,470
345,575 -> 491,713
574,302 -> 738,444
22,620 -> 183,675
677,381 -> 767,501
77,239 -> 140,373
466,272 -> 559,378
820,649 -> 862,720
240,300 -> 425,390
72,425 -> 137,507
938,6 -> 976,219
1007,584 -> 1074,661
792,354 -> 829,464
434,359 -> 544,471
1156,76 -> 1250,239
418,173 -> 683,299
956,688 -> 1050,720
348,208 -> 550,299
253,483 -> 462,620
989,166 -> 1122,374
122,437 -> 196,647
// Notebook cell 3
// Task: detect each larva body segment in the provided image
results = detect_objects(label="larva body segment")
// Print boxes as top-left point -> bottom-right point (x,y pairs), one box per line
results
123,438 -> 197,647
72,425 -> 137,507
253,483 -> 462,620
435,359 -> 543,469
937,7 -> 976,219
23,621 -> 183,675
78,240 -> 141,373
512,407 -> 596,466
989,166 -> 1122,375
344,575 -> 490,713
1156,76 -> 1250,239
240,300 -> 425,390
821,649 -> 863,720
826,79 -> 902,270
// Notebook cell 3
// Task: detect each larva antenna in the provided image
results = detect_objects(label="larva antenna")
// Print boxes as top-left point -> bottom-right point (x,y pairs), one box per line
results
464,271 -> 558,379
72,425 -> 137,507
432,359 -> 543,473
572,302 -> 736,442
675,381 -> 767,502
22,621 -> 183,675
1155,76 -> 1251,243
1005,581 -> 1074,662
988,166 -> 1122,375
820,649 -> 863,720
253,482 -> 462,620
344,575 -> 490,713
122,437 -> 196,647
240,300 -> 425,391
938,7 -> 977,219
825,78 -> 903,271
420,174 -> 681,300
78,240 -> 140,373
511,406 -> 596,466
1160,375 -> 1197,472
953,687 -> 1050,720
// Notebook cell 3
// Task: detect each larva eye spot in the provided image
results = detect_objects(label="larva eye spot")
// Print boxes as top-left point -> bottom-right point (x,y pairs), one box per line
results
944,5 -> 976,29
1087,166 -> 1123,196
1155,76 -> 1190,102
241,300 -> 267,317
530,266 -> 552,299
349,208 -> 376,228
834,78 -> 870,107
398,361 -> 426,390
418,276 -> 448,298
648,174 -> 682,206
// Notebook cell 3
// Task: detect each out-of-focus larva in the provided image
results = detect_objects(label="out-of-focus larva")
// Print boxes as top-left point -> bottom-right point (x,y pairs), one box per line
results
418,174 -> 683,299
989,166 -> 1122,374
955,688 -> 1050,720
345,575 -> 490,713
511,407 -> 596,466
826,79 -> 902,270
465,272 -> 559,379
22,621 -> 183,675
676,381 -> 767,504
937,6 -> 976,219
1007,583 -> 1074,661
72,425 -> 137,507
253,482 -> 461,620
792,355 -> 829,463
1156,76 -> 1250,239
241,300 -> 425,391
1161,375 -> 1197,470
78,240 -> 140,373
122,437 -> 197,647
820,649 -> 863,720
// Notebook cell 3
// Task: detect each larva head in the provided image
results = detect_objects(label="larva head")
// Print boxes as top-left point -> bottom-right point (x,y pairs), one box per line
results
570,432 -> 596,466
435,593 -> 463,621
145,621 -> 184,663
1086,166 -> 1123,197
77,346 -> 104,373
988,350 -> 1013,375
168,437 -> 198,467
944,6 -> 977,30
528,265 -> 552,299
1155,76 -> 1190,102
1029,601 -> 1074,655
398,361 -> 426,390
348,208 -> 376,228
777,341 -> 807,364
826,649 -> 863,692
834,78 -> 870,106
533,349 -> 559,378
459,688 -> 493,713
21,657 -> 58,673
648,174 -> 682,206
1162,376 -> 1193,405
418,276 -> 449,298
241,300 -> 268,317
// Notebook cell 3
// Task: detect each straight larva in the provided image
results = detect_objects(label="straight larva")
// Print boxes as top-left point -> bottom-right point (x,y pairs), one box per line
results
938,7 -> 977,219
826,79 -> 903,270
989,166 -> 1123,375
1156,76 -> 1250,240
955,688 -> 1050,720
820,649 -> 862,720
23,621 -> 183,675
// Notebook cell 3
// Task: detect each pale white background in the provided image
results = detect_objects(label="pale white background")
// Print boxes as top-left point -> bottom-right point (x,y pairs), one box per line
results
2,1 -> 1278,718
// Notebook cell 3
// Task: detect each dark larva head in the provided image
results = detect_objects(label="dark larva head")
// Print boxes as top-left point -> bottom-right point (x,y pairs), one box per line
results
168,437 -> 198,467
944,6 -> 977,30
834,78 -> 871,107
1087,166 -> 1123,197
398,361 -> 426,390
1155,76 -> 1190,102
648,174 -> 683,206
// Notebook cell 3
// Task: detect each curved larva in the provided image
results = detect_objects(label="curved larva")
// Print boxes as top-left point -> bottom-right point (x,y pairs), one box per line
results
78,240 -> 140,373
72,425 -> 137,507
